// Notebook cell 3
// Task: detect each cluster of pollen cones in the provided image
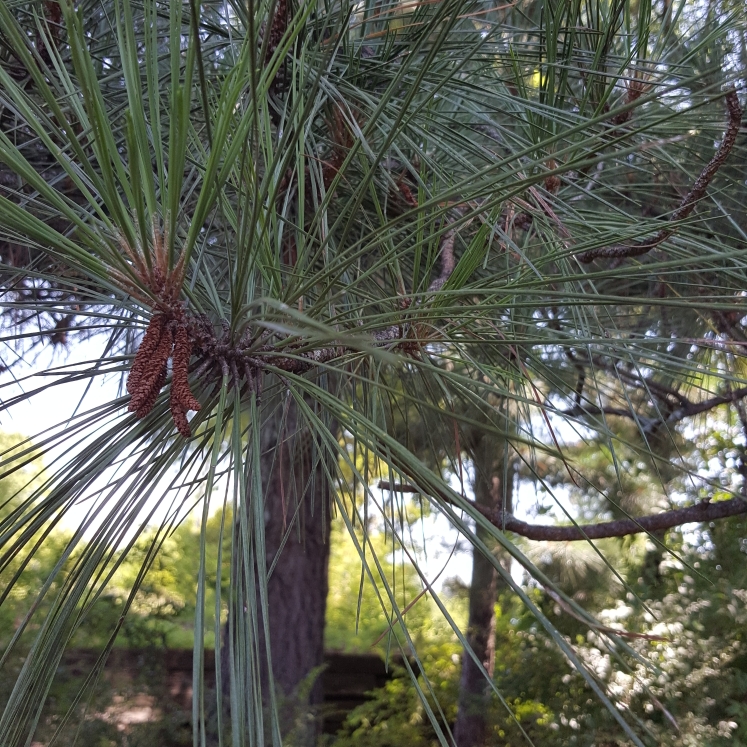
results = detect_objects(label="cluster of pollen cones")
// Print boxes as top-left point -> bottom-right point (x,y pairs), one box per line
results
127,314 -> 201,437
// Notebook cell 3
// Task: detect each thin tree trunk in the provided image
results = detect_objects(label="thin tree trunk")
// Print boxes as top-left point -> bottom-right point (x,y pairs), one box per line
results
453,434 -> 513,746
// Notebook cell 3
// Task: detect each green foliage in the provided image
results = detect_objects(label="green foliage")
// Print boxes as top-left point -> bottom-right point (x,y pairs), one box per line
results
332,596 -> 584,746
106,510 -> 232,649
332,416 -> 747,745
333,532 -> 747,746
325,509 -> 465,656
331,645 -> 461,747
0,432 -> 231,651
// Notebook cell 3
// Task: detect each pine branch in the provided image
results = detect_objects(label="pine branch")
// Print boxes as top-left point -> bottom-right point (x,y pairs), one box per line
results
377,481 -> 747,540
560,385 -> 747,429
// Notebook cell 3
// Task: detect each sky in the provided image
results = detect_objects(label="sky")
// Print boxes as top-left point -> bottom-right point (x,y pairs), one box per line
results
1,336 -> 117,437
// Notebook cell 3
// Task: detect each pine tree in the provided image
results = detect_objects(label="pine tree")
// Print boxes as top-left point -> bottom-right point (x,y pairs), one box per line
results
0,2 -> 746,745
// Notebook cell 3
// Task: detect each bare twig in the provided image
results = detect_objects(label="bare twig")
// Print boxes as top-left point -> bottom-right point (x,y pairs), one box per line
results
579,90 -> 743,264
426,227 -> 457,293
477,497 -> 747,541
608,69 -> 651,127
560,385 -> 747,429
377,480 -> 747,541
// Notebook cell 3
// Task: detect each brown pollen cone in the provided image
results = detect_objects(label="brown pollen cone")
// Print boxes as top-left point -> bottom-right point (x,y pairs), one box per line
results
267,0 -> 288,57
128,325 -> 173,413
544,159 -> 560,194
134,363 -> 167,419
127,314 -> 165,394
321,109 -> 352,190
544,174 -> 561,193
170,397 -> 191,438
171,324 -> 201,412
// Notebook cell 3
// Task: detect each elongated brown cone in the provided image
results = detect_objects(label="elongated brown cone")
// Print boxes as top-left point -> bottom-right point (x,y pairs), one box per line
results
127,314 -> 165,394
170,396 -> 191,438
128,325 -> 173,413
134,363 -> 167,419
171,324 -> 201,412
267,0 -> 287,58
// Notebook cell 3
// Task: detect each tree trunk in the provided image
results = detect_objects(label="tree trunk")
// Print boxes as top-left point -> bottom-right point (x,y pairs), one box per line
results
453,434 -> 513,746
221,392 -> 332,743
259,395 -> 332,708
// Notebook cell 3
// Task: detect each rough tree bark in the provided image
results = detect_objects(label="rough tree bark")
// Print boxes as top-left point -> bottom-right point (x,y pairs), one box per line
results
221,391 -> 332,742
453,433 -> 513,746
258,395 -> 332,708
